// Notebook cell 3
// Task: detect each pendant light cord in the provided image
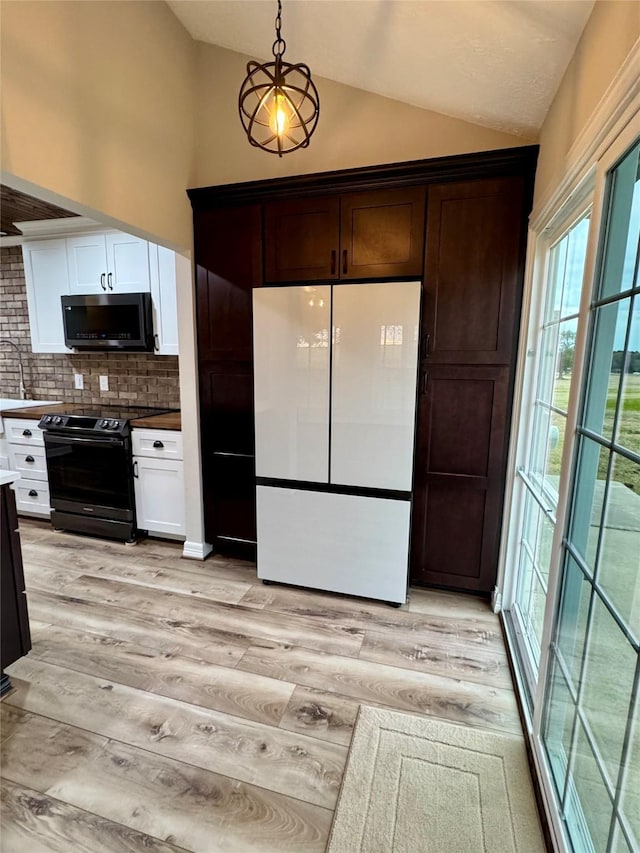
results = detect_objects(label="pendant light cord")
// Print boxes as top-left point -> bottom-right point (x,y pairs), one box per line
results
272,0 -> 286,57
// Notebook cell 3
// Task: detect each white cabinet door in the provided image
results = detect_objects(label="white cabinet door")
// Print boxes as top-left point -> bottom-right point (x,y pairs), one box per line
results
67,234 -> 109,293
106,233 -> 150,292
149,245 -> 179,354
256,485 -> 410,603
331,281 -> 421,490
22,239 -> 71,352
253,286 -> 331,482
134,456 -> 185,536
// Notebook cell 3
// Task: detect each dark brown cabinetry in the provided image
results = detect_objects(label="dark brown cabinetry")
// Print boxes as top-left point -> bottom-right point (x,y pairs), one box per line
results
264,187 -> 425,282
189,148 -> 536,591
194,205 -> 262,555
410,177 -> 527,592
1,482 -> 31,695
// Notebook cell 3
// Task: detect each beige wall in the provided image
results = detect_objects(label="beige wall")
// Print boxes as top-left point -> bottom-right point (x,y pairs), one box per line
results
193,42 -> 530,189
1,1 -> 196,250
534,0 -> 640,207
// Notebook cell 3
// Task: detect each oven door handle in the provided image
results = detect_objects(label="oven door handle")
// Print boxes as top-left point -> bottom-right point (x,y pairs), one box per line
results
43,433 -> 125,448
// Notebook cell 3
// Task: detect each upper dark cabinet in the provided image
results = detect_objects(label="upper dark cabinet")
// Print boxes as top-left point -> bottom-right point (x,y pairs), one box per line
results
264,187 -> 425,283
422,178 -> 524,365
265,196 -> 339,282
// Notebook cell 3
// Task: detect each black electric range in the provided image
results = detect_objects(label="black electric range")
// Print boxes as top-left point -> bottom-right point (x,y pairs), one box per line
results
38,405 -> 174,542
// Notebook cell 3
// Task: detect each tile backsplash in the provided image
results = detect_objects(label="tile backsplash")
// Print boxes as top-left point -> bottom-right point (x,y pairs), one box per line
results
0,246 -> 180,407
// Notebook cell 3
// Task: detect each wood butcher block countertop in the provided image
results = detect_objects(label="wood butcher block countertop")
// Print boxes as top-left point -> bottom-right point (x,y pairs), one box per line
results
131,411 -> 181,430
0,403 -> 67,420
0,404 -> 181,430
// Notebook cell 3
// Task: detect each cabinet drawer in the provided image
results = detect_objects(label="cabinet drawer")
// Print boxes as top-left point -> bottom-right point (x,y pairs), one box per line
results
8,445 -> 48,480
4,419 -> 45,446
132,429 -> 183,460
13,478 -> 51,516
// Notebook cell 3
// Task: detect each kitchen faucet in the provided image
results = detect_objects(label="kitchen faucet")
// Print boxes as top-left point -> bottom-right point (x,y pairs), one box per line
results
0,339 -> 27,399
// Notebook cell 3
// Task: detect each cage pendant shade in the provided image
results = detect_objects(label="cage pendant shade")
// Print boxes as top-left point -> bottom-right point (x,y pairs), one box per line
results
239,2 -> 319,156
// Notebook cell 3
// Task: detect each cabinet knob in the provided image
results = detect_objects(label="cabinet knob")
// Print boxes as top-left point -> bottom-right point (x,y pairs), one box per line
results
28,489 -> 38,497
153,440 -> 164,449
25,455 -> 35,463
22,429 -> 32,437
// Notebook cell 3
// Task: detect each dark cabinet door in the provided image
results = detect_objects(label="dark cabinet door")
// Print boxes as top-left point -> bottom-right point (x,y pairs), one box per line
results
410,365 -> 510,592
422,178 -> 524,365
340,187 -> 425,279
1,484 -> 31,674
195,205 -> 262,556
264,187 -> 425,282
264,196 -> 339,282
411,176 -> 527,594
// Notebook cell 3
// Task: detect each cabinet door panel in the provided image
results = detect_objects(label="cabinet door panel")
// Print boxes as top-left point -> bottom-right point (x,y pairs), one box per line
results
253,286 -> 330,482
149,245 -> 179,355
341,188 -> 425,279
411,365 -> 509,592
264,196 -> 339,282
67,235 -> 108,293
423,178 -> 524,364
331,281 -> 420,490
106,233 -> 150,292
22,240 -> 70,352
134,457 -> 185,536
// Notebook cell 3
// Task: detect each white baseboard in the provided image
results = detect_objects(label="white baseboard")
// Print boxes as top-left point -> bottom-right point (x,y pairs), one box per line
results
182,539 -> 213,560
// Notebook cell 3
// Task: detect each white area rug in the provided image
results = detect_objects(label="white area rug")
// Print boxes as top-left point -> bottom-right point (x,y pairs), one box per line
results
327,706 -> 546,853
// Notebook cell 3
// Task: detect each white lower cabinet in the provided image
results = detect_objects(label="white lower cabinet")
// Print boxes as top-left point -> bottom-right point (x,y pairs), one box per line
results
5,418 -> 51,518
132,429 -> 185,538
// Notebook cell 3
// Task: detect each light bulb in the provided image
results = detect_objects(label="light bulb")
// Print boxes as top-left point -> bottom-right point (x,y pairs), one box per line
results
309,298 -> 314,307
319,299 -> 325,307
269,92 -> 289,137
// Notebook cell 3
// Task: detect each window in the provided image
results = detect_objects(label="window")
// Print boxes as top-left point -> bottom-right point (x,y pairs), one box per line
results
542,139 -> 640,853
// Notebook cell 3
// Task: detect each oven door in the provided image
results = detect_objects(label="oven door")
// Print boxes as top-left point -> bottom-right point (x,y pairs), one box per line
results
44,432 -> 134,522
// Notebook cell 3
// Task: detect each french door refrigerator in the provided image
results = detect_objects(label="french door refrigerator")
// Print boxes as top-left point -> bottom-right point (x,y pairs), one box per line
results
253,281 -> 420,604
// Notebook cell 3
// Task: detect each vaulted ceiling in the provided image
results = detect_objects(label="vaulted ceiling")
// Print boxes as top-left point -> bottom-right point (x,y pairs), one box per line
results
168,0 -> 595,138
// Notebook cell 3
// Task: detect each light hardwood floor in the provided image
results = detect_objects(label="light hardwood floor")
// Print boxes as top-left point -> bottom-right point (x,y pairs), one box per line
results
1,520 -> 523,852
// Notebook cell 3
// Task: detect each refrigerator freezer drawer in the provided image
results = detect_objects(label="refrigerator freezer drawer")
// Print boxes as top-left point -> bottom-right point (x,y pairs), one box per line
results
256,485 -> 410,604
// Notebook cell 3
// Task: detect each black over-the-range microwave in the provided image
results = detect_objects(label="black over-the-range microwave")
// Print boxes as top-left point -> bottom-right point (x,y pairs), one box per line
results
61,292 -> 154,351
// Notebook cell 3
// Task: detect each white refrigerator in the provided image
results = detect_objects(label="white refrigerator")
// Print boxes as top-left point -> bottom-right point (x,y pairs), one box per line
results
253,281 -> 421,604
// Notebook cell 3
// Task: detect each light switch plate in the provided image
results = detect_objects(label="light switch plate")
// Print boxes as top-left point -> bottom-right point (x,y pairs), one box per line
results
99,375 -> 109,392
74,373 -> 84,390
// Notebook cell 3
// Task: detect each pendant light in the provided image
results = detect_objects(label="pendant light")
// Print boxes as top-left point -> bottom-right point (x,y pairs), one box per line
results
238,0 -> 320,157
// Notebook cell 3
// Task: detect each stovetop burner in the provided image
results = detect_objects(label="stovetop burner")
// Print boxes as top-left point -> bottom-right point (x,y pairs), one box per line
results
38,405 -> 174,435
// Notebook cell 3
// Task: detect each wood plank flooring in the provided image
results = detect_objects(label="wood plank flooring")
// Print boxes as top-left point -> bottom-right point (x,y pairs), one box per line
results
1,520 -> 523,852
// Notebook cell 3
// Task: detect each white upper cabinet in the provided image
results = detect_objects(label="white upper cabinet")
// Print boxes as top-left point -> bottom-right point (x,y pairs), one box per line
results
22,239 -> 71,353
148,244 -> 180,355
331,281 -> 421,490
253,285 -> 331,482
67,232 -> 150,294
21,227 -> 179,355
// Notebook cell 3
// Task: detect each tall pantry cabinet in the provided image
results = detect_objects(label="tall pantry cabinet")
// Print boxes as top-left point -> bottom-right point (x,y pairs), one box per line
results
189,146 -> 537,596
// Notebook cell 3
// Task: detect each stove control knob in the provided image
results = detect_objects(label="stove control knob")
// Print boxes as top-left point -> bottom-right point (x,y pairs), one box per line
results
109,420 -> 120,430
44,416 -> 53,424
100,419 -> 109,428
53,416 -> 63,425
